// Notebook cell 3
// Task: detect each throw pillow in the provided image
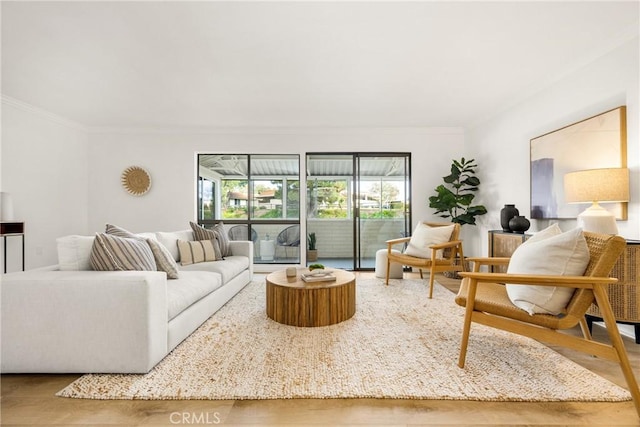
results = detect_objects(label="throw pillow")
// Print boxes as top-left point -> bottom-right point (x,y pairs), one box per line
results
189,221 -> 225,259
105,223 -> 179,279
403,223 -> 455,259
105,223 -> 137,238
146,238 -> 180,279
90,233 -> 157,272
56,235 -> 95,271
177,239 -> 217,266
505,227 -> 590,315
156,230 -> 194,262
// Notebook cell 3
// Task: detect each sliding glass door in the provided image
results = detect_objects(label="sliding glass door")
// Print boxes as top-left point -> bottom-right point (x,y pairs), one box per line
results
306,153 -> 411,270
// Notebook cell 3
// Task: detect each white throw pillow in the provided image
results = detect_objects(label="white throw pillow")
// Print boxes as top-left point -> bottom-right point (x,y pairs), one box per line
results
505,227 -> 590,315
404,223 -> 455,259
56,235 -> 95,271
156,230 -> 194,262
524,222 -> 562,244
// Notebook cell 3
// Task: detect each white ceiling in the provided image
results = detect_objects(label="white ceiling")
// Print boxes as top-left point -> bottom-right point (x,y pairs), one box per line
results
2,1 -> 638,129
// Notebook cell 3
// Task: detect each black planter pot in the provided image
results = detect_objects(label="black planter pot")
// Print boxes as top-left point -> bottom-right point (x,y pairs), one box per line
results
500,204 -> 519,232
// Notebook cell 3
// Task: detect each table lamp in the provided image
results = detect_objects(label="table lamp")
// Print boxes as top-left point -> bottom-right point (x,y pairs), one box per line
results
563,168 -> 629,234
1,192 -> 14,221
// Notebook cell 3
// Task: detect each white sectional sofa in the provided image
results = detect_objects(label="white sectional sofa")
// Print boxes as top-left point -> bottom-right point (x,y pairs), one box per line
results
1,229 -> 253,374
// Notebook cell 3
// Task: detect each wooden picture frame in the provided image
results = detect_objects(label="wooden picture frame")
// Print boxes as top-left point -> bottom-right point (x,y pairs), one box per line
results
530,106 -> 627,220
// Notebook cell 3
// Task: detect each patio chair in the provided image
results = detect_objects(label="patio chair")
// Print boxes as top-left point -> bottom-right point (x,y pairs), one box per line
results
228,225 -> 258,243
276,225 -> 300,260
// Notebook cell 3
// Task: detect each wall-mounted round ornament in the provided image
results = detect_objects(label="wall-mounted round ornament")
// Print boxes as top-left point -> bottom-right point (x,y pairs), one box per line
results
121,166 -> 151,196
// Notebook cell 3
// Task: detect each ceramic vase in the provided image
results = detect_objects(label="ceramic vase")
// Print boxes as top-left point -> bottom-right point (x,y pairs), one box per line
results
500,204 -> 519,232
509,216 -> 531,234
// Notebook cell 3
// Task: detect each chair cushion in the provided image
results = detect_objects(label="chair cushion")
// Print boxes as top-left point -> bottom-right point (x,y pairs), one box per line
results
404,223 -> 454,258
506,226 -> 590,315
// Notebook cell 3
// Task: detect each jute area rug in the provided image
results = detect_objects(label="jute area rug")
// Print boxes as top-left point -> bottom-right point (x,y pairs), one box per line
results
57,277 -> 631,402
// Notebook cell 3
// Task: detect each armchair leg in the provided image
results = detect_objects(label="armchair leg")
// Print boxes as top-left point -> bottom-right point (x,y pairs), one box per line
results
419,269 -> 423,279
458,280 -> 478,368
428,265 -> 436,299
385,259 -> 391,285
593,285 -> 640,416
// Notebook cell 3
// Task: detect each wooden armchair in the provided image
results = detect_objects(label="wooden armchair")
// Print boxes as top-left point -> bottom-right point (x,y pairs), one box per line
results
385,222 -> 464,299
455,232 -> 640,416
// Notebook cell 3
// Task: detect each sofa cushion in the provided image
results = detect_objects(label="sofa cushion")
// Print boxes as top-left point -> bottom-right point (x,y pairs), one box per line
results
56,235 -> 95,271
180,255 -> 249,284
105,224 -> 179,279
189,222 -> 224,259
90,233 -> 157,272
166,271 -> 222,320
178,239 -> 217,265
156,230 -> 194,262
506,226 -> 590,315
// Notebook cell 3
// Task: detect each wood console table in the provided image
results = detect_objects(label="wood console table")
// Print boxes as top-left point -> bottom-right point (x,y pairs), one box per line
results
488,230 -> 530,272
1,222 -> 25,273
265,268 -> 356,327
586,240 -> 640,343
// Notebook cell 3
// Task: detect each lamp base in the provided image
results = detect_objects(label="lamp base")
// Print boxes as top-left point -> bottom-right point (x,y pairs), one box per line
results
577,203 -> 618,235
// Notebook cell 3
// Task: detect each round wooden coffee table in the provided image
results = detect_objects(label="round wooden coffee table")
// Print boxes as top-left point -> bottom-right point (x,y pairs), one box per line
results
265,268 -> 356,327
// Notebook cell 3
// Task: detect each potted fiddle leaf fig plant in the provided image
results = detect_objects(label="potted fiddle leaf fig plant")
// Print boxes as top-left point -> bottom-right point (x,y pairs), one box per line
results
429,157 -> 487,277
428,157 -> 487,226
307,232 -> 318,262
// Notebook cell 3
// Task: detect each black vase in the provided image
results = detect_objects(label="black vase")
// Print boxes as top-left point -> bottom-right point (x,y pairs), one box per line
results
509,216 -> 531,234
500,204 -> 519,232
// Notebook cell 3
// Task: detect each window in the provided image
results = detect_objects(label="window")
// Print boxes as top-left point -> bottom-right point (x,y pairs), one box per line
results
198,154 -> 301,264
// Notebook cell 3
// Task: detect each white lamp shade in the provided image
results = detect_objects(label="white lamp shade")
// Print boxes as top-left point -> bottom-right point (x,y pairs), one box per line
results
0,192 -> 14,221
564,168 -> 629,203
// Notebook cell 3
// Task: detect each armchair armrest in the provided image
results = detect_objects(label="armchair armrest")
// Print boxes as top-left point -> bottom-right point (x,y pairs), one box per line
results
429,240 -> 462,250
458,271 -> 618,289
386,236 -> 411,247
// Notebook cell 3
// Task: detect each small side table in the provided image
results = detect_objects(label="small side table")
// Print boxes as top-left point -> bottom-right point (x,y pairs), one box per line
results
260,239 -> 275,261
1,222 -> 25,273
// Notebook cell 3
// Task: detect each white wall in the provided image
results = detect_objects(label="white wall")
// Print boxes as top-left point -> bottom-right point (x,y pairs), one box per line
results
5,37 -> 637,268
87,128 -> 465,237
467,37 -> 640,257
1,99 -> 90,270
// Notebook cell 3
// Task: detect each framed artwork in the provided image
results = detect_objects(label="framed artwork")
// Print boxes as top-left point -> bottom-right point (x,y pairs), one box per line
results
530,106 -> 627,220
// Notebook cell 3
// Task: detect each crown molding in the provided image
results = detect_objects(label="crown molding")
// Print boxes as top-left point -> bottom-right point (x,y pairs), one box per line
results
87,125 -> 464,136
1,95 -> 88,132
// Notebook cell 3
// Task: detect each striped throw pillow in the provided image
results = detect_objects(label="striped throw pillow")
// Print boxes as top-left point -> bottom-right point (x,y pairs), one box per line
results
177,239 -> 217,266
105,223 -> 136,238
146,238 -> 180,279
189,221 -> 224,259
90,233 -> 157,272
105,223 -> 179,279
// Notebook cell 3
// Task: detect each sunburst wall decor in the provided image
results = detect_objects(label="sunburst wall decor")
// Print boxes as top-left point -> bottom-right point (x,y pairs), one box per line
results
121,166 -> 151,196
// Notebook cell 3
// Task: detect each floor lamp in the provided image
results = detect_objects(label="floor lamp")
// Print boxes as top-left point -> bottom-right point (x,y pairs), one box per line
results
563,168 -> 629,234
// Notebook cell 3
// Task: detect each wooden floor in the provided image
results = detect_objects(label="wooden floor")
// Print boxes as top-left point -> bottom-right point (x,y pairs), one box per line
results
2,272 -> 640,426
